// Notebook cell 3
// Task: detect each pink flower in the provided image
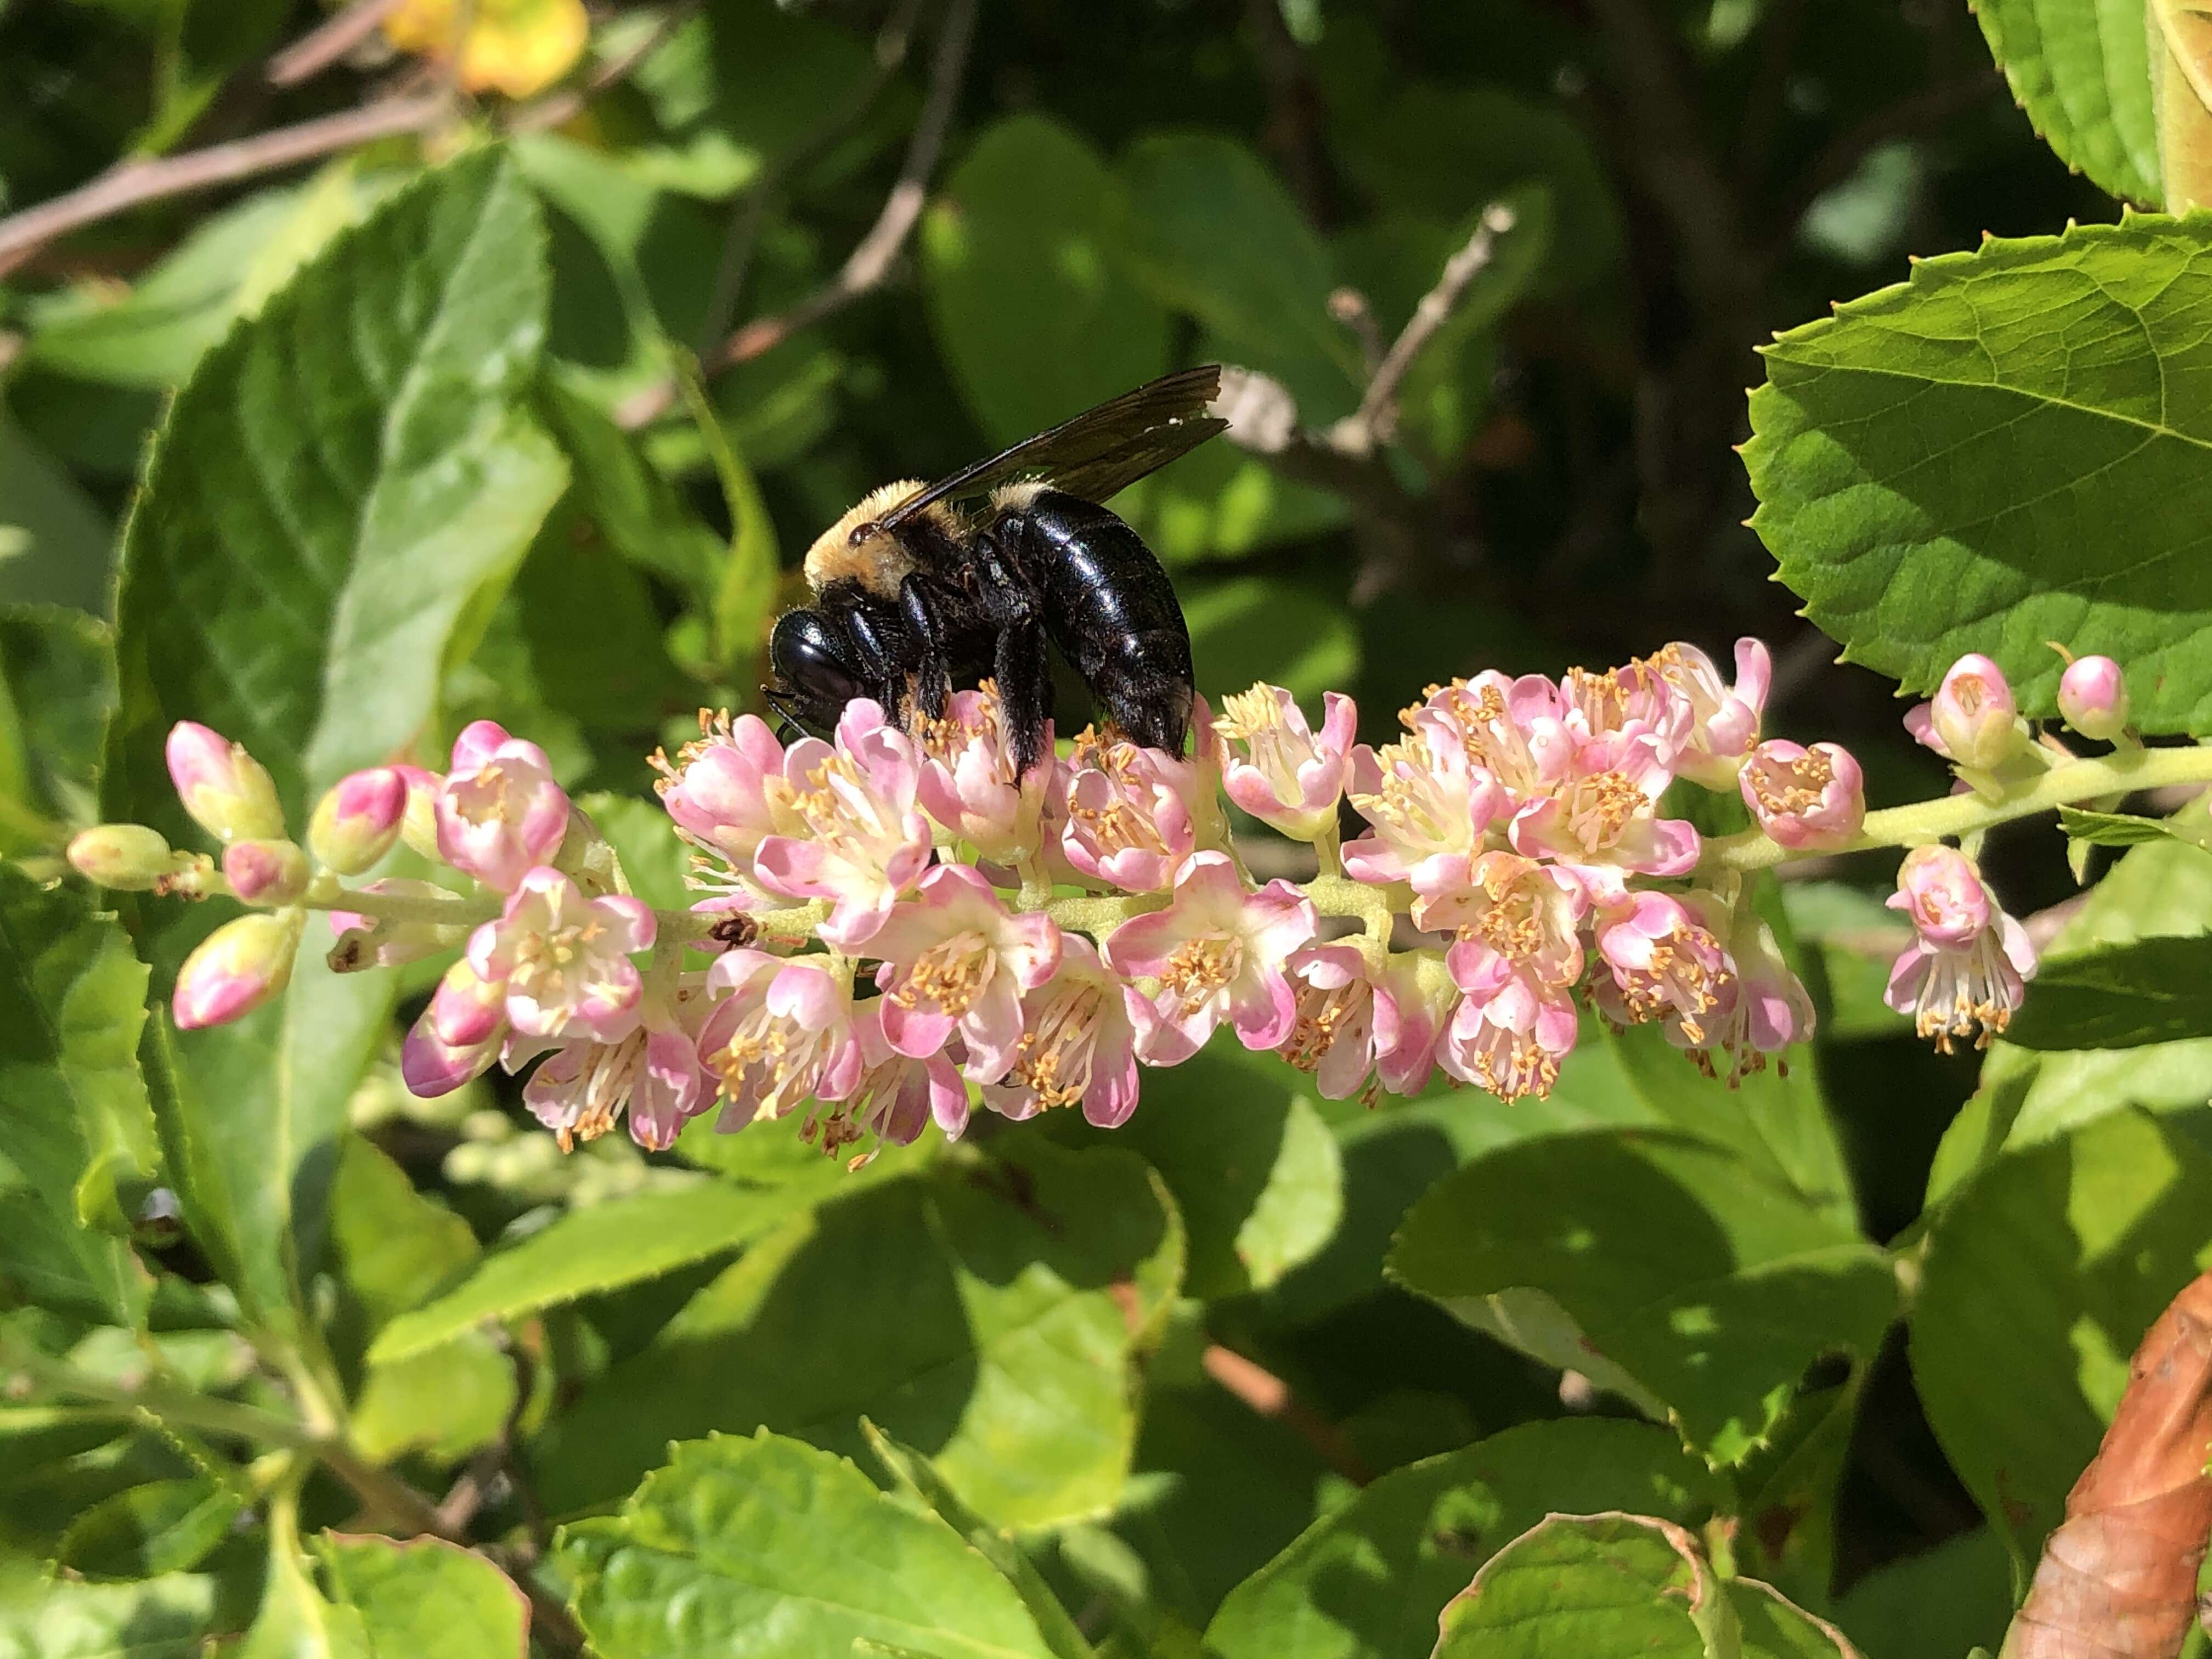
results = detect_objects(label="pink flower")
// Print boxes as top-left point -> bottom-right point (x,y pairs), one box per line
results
1429,851 -> 1587,985
865,863 -> 1062,1083
517,983 -> 713,1153
917,686 -> 1051,865
1507,737 -> 1699,879
2057,654 -> 2130,742
328,878 -> 462,970
696,950 -> 865,1132
655,712 -> 799,877
1905,654 -> 2021,771
1883,845 -> 2037,1051
753,701 -> 932,950
436,721 -> 569,891
1678,904 -> 1815,1084
1210,683 -> 1357,842
983,935 -> 1143,1128
1373,950 -> 1454,1097
1739,740 -> 1865,851
221,839 -> 308,905
1277,941 -> 1446,1102
1417,674 -> 1574,803
1438,952 -> 1579,1102
1556,658 -> 1692,764
1059,727 -> 1203,892
818,1003 -> 969,1151
166,723 -> 284,844
307,768 -> 408,874
1103,851 -> 1317,1065
466,867 -> 656,1044
1341,726 -> 1509,901
173,912 -> 301,1030
1592,891 -> 1731,1046
1647,639 -> 1769,786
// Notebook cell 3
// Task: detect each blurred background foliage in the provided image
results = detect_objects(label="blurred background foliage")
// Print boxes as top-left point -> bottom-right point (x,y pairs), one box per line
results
0,0 -> 2134,1653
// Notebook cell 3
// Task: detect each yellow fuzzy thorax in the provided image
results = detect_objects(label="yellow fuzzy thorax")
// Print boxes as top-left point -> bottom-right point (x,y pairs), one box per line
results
803,480 -> 955,597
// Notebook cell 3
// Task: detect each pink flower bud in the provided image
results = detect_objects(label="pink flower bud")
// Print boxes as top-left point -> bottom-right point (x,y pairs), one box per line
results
394,765 -> 443,859
1739,740 -> 1866,850
173,912 -> 300,1030
430,958 -> 507,1048
1209,684 -> 1357,843
67,823 -> 178,890
2057,654 -> 2130,741
435,723 -> 569,892
400,1002 -> 503,1097
308,768 -> 408,874
166,723 -> 284,843
221,838 -> 310,905
1906,654 -> 2020,770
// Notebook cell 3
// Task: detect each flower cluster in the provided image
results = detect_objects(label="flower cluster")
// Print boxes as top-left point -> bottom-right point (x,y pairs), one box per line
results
69,640 -> 2127,1159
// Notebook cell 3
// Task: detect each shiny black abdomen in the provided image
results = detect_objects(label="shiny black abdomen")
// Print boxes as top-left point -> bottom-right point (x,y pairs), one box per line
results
1008,489 -> 1193,749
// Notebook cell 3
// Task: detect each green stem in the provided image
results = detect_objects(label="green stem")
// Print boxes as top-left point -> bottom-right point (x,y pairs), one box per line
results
1702,742 -> 2212,872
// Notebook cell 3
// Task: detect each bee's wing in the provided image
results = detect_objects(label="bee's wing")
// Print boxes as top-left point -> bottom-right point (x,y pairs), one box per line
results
881,365 -> 1228,527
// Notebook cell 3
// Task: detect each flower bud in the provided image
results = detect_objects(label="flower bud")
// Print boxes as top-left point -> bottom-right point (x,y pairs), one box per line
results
394,765 -> 443,860
165,723 -> 284,843
2057,654 -> 2130,742
67,823 -> 179,890
221,838 -> 310,906
1739,740 -> 1865,851
173,912 -> 301,1030
1910,654 -> 2021,770
308,768 -> 408,874
430,958 -> 506,1049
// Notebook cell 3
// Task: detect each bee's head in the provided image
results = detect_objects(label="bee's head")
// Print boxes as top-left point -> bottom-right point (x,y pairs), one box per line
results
803,480 -> 929,597
764,609 -> 869,739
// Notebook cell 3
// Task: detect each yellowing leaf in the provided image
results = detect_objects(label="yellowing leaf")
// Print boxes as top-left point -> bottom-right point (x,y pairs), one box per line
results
385,0 -> 589,99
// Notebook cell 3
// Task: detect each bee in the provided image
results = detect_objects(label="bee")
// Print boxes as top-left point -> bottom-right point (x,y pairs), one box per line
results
764,365 -> 1228,774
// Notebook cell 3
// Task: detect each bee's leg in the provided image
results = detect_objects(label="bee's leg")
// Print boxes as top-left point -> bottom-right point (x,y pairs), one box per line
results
843,599 -> 918,724
895,572 -> 969,723
970,523 -> 1054,773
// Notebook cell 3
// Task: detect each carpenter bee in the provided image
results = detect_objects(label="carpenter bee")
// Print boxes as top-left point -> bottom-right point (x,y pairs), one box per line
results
764,365 -> 1228,774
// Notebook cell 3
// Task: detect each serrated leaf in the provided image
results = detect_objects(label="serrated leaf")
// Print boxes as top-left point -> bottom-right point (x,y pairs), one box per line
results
923,114 -> 1171,447
315,1534 -> 529,1659
0,604 -> 114,847
1910,1108 -> 2212,1566
558,1432 -> 1061,1659
1972,0 -> 2160,203
2004,931 -> 2212,1047
2056,803 -> 2177,845
1387,1130 -> 1897,1464
239,1532 -> 370,1659
1747,217 -> 2212,732
55,1478 -> 242,1582
100,147 -> 566,1338
1430,1513 -> 1859,1658
0,865 -> 156,1323
0,1570 -> 217,1659
1204,1420 -> 1723,1659
533,1139 -> 1184,1527
367,1179 -> 806,1365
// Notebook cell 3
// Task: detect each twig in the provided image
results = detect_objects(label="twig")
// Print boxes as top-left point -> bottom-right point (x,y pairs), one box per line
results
1764,69 -> 2006,246
0,92 -> 449,280
1328,288 -> 1385,379
507,0 -> 704,134
1338,202 -> 1517,453
267,0 -> 406,87
618,0 -> 978,428
1201,1342 -> 1373,1486
694,0 -> 928,356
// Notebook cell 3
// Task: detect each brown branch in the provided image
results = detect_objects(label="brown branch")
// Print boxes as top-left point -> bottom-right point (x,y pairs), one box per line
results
1765,69 -> 2007,247
2002,1269 -> 2212,1659
0,93 -> 450,280
1341,202 -> 1517,453
618,0 -> 978,428
1201,1342 -> 1373,1487
266,0 -> 407,88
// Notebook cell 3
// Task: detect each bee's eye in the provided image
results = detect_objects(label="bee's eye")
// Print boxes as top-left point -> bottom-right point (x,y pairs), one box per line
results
849,521 -> 878,548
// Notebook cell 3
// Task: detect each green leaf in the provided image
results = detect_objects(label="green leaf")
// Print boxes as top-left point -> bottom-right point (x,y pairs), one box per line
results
1831,1528 -> 2012,1659
0,605 -> 114,847
1746,216 -> 2212,733
1205,1419 -> 1723,1659
2004,932 -> 2212,1047
315,1534 -> 529,1659
558,1431 -> 1062,1659
239,1531 -> 370,1659
0,1569 -> 217,1659
533,1139 -> 1184,1526
537,381 -> 724,617
55,1478 -> 242,1581
0,865 -> 156,1323
1430,1513 -> 1858,1658
0,413 -> 114,614
101,148 -> 566,1337
924,114 -> 1171,446
1387,1130 -> 1897,1464
329,1135 -> 479,1330
2056,803 -> 2180,845
1910,1108 -> 2212,1565
368,1179 -> 809,1365
1115,136 -> 1361,420
675,362 -> 780,674
1185,577 -> 1361,708
864,1422 -> 1098,1659
1972,0 -> 2160,204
